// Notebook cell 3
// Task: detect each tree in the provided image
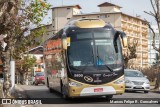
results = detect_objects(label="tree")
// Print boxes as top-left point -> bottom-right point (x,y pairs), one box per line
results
153,53 -> 160,64
0,0 -> 51,98
152,53 -> 160,90
16,55 -> 36,84
123,38 -> 138,68
144,0 -> 160,90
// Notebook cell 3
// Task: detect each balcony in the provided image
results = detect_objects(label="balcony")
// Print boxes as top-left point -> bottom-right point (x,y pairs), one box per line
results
142,49 -> 148,52
136,60 -> 142,63
142,54 -> 148,58
132,22 -> 141,27
121,25 -> 127,30
142,29 -> 148,34
142,35 -> 148,40
127,35 -> 140,39
142,34 -> 148,38
127,26 -> 133,31
122,19 -> 128,23
143,61 -> 148,64
137,49 -> 141,52
142,25 -> 148,28
142,43 -> 148,47
136,54 -> 141,58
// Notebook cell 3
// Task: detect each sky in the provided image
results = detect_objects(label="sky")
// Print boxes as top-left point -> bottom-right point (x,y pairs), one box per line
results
42,0 -> 155,25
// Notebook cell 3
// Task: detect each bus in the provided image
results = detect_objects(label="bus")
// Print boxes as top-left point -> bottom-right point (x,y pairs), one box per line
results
43,18 -> 127,98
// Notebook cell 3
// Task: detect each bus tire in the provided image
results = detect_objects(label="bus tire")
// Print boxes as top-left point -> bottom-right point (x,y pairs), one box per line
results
105,95 -> 113,99
48,79 -> 54,93
49,87 -> 54,93
47,78 -> 49,88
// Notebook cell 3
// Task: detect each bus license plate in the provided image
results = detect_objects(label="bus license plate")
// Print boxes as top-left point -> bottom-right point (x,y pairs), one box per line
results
94,88 -> 103,92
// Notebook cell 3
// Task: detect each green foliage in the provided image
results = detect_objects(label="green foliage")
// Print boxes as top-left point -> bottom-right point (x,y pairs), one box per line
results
0,0 -> 51,73
1,0 -> 51,57
24,0 -> 52,25
18,55 -> 37,73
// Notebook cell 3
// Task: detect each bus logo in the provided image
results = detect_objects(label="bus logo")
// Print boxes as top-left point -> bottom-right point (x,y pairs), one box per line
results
84,76 -> 93,82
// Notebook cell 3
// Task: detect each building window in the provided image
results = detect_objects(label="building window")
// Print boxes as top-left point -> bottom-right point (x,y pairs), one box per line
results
99,15 -> 109,18
53,26 -> 54,28
82,17 -> 86,18
100,15 -> 105,18
67,8 -> 70,10
67,18 -> 70,20
53,19 -> 54,21
97,16 -> 99,18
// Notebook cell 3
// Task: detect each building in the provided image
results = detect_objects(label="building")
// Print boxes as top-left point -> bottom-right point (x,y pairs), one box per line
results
50,2 -> 148,68
15,46 -> 44,84
52,5 -> 82,33
148,25 -> 160,66
30,24 -> 54,47
31,2 -> 149,68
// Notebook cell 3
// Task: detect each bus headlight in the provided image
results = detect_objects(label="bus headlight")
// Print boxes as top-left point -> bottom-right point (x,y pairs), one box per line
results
114,77 -> 125,84
69,81 -> 82,87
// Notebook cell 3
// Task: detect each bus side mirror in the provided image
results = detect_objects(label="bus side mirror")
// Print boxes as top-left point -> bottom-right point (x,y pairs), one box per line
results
62,38 -> 67,50
62,37 -> 70,50
120,32 -> 128,48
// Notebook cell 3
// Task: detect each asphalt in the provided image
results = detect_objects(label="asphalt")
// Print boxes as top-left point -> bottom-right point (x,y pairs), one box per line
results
0,84 -> 159,107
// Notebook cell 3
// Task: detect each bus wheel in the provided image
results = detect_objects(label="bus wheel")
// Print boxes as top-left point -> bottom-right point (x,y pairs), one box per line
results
47,78 -> 49,88
105,95 -> 113,99
49,87 -> 54,93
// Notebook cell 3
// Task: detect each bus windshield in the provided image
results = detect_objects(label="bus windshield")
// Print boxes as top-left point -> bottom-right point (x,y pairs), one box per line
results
67,28 -> 122,71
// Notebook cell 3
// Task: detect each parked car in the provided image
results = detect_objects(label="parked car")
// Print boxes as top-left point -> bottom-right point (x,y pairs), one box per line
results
34,72 -> 45,85
124,69 -> 150,93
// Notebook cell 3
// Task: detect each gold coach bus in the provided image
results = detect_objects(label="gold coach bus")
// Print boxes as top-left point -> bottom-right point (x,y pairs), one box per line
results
43,18 -> 127,98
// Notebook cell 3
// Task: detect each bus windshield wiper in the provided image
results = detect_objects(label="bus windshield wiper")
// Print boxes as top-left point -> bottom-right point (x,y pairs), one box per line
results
97,55 -> 114,72
96,46 -> 113,72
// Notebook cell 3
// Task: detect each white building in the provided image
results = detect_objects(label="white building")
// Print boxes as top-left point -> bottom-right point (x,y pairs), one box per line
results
148,25 -> 160,65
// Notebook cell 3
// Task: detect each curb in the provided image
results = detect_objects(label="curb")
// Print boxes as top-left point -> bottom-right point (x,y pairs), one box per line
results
150,89 -> 160,93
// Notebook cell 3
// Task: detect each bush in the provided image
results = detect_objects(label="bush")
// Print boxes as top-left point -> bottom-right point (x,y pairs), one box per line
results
141,67 -> 159,82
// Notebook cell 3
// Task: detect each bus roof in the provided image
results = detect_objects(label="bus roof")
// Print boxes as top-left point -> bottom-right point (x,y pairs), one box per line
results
67,18 -> 106,28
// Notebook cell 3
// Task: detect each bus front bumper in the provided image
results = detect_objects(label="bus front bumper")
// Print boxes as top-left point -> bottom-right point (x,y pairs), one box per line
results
68,79 -> 125,97
68,85 -> 124,97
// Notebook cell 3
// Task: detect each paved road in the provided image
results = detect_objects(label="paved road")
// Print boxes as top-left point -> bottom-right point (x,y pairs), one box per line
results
12,85 -> 160,107
19,85 -> 160,99
2,85 -> 160,107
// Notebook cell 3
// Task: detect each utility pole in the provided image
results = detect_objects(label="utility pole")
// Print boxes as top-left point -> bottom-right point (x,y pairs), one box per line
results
10,55 -> 15,92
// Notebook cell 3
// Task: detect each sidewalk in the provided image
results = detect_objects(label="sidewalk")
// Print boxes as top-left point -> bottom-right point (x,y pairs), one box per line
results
150,85 -> 160,93
1,84 -> 32,107
0,82 -> 3,98
12,85 -> 28,98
